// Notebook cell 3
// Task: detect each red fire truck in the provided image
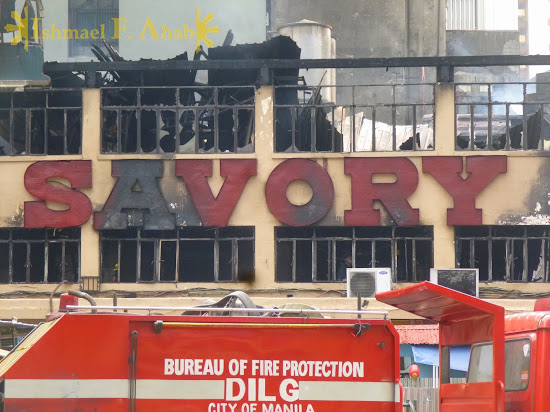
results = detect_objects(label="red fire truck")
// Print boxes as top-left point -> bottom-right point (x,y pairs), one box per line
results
0,282 -> 547,411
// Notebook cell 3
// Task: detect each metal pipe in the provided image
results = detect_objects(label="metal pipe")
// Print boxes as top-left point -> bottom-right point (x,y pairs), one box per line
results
68,290 -> 98,314
49,280 -> 68,314
66,305 -> 388,317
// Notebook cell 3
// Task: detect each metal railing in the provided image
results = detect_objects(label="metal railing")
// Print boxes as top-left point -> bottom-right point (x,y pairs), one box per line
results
100,86 -> 255,154
274,84 -> 435,153
0,89 -> 82,155
455,82 -> 550,151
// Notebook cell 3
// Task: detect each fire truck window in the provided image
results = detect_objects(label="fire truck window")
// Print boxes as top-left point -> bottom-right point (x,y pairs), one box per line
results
504,339 -> 531,392
467,343 -> 493,383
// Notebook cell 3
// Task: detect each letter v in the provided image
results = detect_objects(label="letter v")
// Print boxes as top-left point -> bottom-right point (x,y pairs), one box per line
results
176,160 -> 257,226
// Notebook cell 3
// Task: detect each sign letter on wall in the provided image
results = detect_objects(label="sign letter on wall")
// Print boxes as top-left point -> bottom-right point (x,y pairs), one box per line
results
266,159 -> 334,227
176,159 -> 257,227
94,160 -> 175,230
24,161 -> 92,228
345,158 -> 420,226
423,156 -> 507,225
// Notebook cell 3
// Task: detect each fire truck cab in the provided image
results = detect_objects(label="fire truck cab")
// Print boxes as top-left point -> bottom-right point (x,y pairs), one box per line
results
377,281 -> 550,412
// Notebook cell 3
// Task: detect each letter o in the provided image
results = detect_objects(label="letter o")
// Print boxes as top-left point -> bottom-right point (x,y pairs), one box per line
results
265,159 -> 334,226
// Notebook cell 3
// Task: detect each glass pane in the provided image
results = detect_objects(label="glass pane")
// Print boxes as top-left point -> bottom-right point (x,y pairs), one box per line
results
457,239 -> 471,269
48,242 -> 62,283
356,241 -> 373,269
505,339 -> 531,392
139,241 -> 155,282
315,240 -> 330,281
29,243 -> 45,283
512,240 -> 525,281
276,241 -> 293,282
12,243 -> 27,282
64,242 -> 79,283
102,110 -> 118,153
47,109 -> 65,155
374,241 -> 392,269
474,240 -> 489,282
295,240 -> 312,282
30,110 -> 45,154
468,343 -> 493,383
101,240 -> 119,283
0,243 -> 8,283
492,240 -> 507,281
395,239 -> 412,282
140,110 -> 157,153
218,240 -> 233,282
415,240 -> 432,282
160,241 -> 177,282
527,239 -> 544,282
66,109 -> 82,154
335,241 -> 352,282
179,241 -> 214,282
13,109 -> 26,154
120,240 -> 138,283
238,240 -> 254,283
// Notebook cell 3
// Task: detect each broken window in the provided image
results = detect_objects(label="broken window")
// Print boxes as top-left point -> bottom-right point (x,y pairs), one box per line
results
456,226 -> 550,282
0,228 -> 80,284
455,83 -> 550,151
101,86 -> 255,154
68,0 -> 119,58
0,90 -> 82,156
100,227 -> 255,283
275,226 -> 433,283
274,83 -> 435,153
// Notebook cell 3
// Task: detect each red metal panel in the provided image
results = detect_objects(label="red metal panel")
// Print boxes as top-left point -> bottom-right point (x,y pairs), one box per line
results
422,156 -> 507,226
1,314 -> 402,412
377,282 -> 505,412
24,161 -> 92,228
344,158 -> 419,226
176,159 -> 257,227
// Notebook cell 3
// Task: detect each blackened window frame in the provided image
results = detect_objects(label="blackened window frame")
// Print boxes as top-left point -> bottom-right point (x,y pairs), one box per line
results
68,0 -> 119,58
0,228 -> 80,284
275,226 -> 434,283
456,225 -> 550,282
0,90 -> 83,156
100,227 -> 255,283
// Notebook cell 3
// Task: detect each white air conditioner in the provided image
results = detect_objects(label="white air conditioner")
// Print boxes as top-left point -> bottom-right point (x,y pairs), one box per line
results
429,268 -> 479,297
346,268 -> 392,298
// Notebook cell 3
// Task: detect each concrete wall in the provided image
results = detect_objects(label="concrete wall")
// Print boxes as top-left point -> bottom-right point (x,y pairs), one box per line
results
0,84 -> 549,321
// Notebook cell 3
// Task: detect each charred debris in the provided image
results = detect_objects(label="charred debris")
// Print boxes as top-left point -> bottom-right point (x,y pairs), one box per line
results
41,34 -> 342,154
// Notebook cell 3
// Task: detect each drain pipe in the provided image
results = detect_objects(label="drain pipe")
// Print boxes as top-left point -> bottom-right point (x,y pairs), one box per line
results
68,290 -> 98,314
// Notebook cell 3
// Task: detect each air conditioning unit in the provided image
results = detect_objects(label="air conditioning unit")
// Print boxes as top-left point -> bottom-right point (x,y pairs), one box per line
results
429,268 -> 479,297
346,268 -> 392,298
